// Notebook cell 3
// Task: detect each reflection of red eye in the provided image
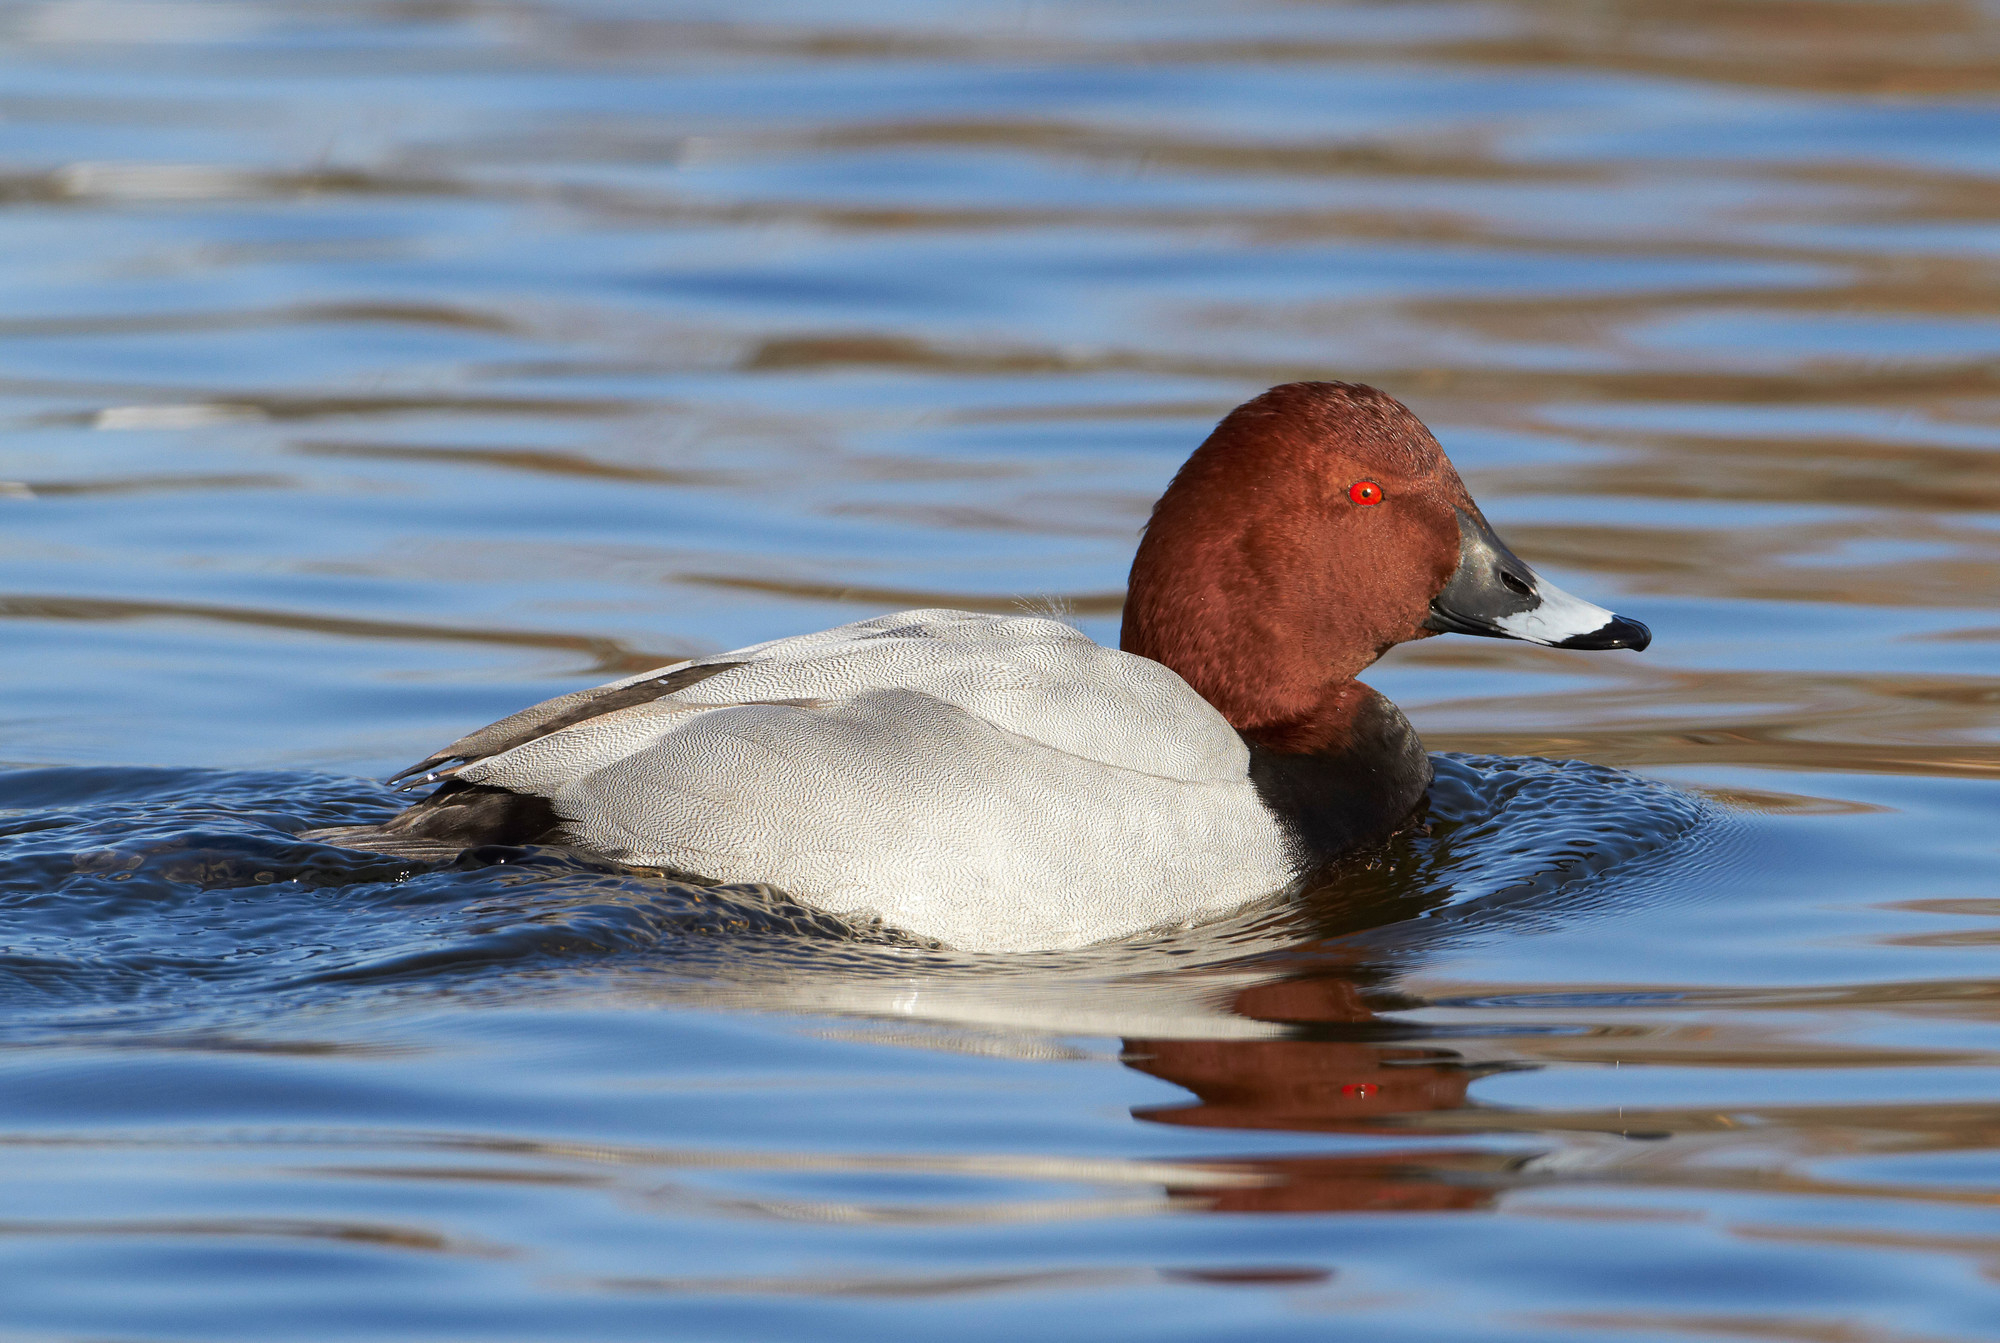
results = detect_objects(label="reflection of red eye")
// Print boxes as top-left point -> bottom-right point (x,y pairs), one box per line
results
1341,1083 -> 1379,1098
1349,480 -> 1383,506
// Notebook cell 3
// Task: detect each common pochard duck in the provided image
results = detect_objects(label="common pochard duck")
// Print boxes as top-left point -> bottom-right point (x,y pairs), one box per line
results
313,382 -> 1649,951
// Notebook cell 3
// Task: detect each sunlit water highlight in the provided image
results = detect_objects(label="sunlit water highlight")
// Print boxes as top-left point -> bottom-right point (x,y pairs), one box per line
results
1,2 -> 1998,1340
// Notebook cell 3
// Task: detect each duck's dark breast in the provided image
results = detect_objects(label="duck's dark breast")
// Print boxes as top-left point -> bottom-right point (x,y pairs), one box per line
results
1243,688 -> 1433,870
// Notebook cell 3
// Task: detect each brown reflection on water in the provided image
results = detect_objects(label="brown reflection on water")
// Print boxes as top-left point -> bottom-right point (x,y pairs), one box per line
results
738,332 -> 2000,408
476,2 -> 2000,98
1120,969 -> 1510,1215
0,594 -> 691,675
1422,975 -> 2000,1026
0,472 -> 296,499
1133,1038 -> 1504,1214
1503,519 -> 2000,612
794,119 -> 1594,183
1484,428 -> 2000,516
0,300 -> 516,338
0,1215 -> 510,1258
678,572 -> 1127,615
1395,646 -> 2000,778
1113,962 -> 2000,1220
1537,1308 -> 1966,1343
296,441 -> 738,489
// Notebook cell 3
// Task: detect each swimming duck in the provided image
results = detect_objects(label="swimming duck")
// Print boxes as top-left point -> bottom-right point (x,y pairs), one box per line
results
312,382 -> 1649,951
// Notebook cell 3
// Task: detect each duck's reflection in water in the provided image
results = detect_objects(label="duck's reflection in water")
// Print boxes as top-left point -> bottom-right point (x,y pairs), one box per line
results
32,748 -> 1705,1247
358,745 -> 1713,1223
1124,971 -> 1513,1215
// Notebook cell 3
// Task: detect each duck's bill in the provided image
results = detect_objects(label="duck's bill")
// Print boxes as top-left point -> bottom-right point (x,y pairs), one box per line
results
1425,508 -> 1651,652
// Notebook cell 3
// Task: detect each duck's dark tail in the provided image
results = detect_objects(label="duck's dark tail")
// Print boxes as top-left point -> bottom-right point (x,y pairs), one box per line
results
303,780 -> 568,861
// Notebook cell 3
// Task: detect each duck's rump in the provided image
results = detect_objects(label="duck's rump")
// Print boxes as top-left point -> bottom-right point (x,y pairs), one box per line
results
308,782 -> 568,863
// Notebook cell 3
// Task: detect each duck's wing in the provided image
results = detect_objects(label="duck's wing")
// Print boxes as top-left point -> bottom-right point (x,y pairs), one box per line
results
314,655 -> 766,859
371,607 -> 968,788
631,608 -> 1255,784
383,659 -> 746,789
382,607 -> 1256,797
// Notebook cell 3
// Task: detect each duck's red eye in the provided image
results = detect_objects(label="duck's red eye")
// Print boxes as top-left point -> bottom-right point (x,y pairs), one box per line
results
1349,480 -> 1383,506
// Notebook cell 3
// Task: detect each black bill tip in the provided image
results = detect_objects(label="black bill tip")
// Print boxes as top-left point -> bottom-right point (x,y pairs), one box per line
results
1555,615 -> 1652,652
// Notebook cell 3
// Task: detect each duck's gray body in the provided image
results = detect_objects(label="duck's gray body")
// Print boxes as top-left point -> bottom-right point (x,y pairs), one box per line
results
317,610 -> 1297,952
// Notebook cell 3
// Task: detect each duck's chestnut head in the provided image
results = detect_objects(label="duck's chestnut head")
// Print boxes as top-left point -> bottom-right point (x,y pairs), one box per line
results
1122,381 -> 1648,746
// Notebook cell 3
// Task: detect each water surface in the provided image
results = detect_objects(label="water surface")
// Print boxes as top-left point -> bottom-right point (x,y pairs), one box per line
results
1,2 -> 1998,1339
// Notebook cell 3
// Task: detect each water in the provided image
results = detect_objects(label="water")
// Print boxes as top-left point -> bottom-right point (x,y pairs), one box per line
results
1,1 -> 1997,1338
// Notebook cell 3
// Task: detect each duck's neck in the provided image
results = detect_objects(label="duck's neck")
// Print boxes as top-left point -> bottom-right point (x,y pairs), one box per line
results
1120,491 -> 1375,748
1119,470 -> 1435,860
1121,523 -> 1384,754
1235,678 -> 1377,754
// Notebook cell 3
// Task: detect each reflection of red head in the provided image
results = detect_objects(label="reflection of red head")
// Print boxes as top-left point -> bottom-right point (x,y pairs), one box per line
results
1127,1039 -> 1474,1133
1122,969 -> 1500,1214
1126,969 -> 1475,1133
1168,1153 -> 1499,1215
